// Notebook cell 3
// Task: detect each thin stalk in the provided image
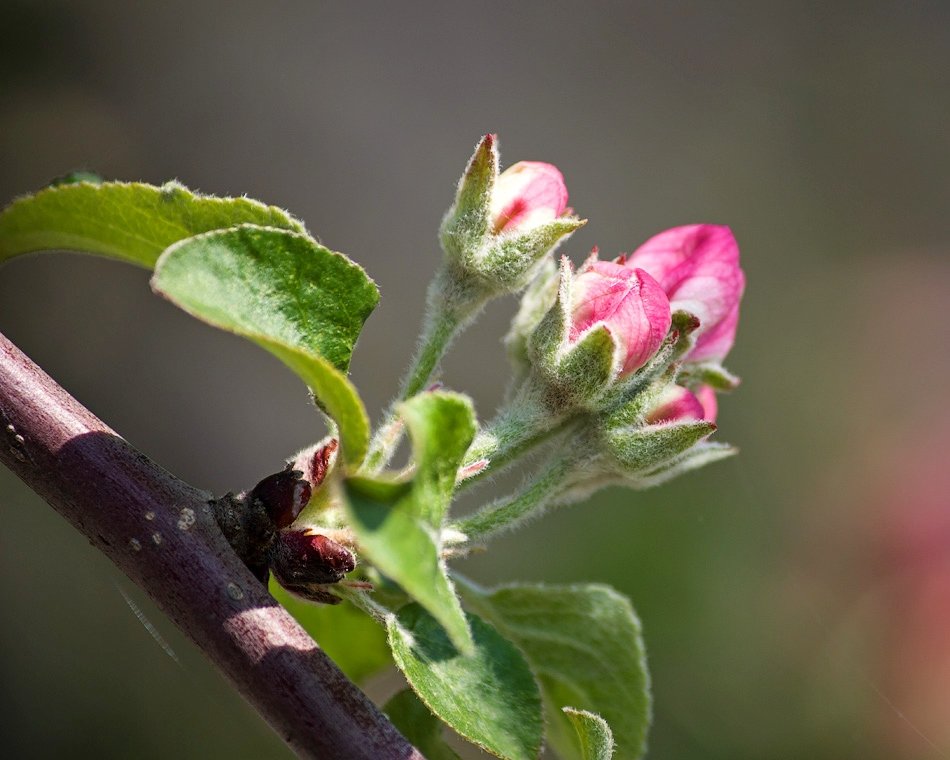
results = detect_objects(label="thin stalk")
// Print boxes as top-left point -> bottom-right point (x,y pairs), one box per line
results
456,378 -> 577,490
448,454 -> 576,547
363,268 -> 484,473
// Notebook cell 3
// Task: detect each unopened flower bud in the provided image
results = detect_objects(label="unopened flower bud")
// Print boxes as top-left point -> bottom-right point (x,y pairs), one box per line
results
623,224 -> 745,364
489,161 -> 569,234
439,134 -> 584,294
570,258 -> 672,376
525,254 -> 673,408
249,467 -> 312,530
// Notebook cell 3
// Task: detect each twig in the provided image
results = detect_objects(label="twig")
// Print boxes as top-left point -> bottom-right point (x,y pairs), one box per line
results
0,331 -> 421,760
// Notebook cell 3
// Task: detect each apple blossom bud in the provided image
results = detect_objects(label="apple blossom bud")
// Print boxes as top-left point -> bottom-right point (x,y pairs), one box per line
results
570,259 -> 672,376
624,224 -> 745,364
439,135 -> 584,294
271,530 -> 356,590
524,255 -> 673,409
489,161 -> 569,234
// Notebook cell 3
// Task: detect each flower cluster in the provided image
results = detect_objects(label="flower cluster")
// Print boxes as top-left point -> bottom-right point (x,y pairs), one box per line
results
471,139 -> 745,497
567,223 -> 745,420
264,134 -> 746,601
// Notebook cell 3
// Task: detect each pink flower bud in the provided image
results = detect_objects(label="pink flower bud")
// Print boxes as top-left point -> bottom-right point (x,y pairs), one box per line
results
490,161 -> 569,234
570,259 -> 672,375
646,384 -> 718,425
625,224 -> 744,363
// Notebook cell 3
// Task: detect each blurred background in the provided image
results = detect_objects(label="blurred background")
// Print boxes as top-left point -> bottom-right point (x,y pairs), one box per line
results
1,1 -> 949,757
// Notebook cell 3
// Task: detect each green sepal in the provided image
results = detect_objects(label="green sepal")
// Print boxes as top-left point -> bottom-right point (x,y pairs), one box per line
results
478,216 -> 585,292
598,309 -> 697,411
678,361 -> 741,391
630,441 -> 737,488
343,477 -> 474,654
459,580 -> 651,760
505,256 -> 559,373
439,134 -> 498,261
671,308 -> 701,339
0,180 -> 304,269
599,329 -> 679,411
528,256 -> 572,373
555,324 -> 618,406
601,367 -> 677,429
151,224 -> 377,465
562,709 -> 615,760
387,603 -> 543,760
603,419 -> 717,473
382,690 -> 461,760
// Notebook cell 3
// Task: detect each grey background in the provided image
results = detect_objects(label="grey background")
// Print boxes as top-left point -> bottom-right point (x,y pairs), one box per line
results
2,2 -> 949,757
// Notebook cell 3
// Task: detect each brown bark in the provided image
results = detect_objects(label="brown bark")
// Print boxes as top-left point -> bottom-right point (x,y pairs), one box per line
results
0,331 -> 422,760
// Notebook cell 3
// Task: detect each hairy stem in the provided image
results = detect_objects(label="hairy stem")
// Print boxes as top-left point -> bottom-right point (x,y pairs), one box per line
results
448,454 -> 575,547
364,267 -> 484,472
0,331 -> 420,760
457,379 -> 576,490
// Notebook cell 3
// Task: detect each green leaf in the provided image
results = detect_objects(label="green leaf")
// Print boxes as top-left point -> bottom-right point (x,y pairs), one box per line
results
270,578 -> 391,684
388,604 -> 543,760
459,581 -> 651,760
153,224 -> 376,371
562,709 -> 615,760
678,361 -> 741,391
0,180 -> 304,269
344,477 -> 473,654
382,689 -> 460,760
398,391 -> 476,526
152,225 -> 378,464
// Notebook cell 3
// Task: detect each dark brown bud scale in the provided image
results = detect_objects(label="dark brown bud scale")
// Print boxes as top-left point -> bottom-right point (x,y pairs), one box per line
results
249,467 -> 312,530
271,530 -> 356,587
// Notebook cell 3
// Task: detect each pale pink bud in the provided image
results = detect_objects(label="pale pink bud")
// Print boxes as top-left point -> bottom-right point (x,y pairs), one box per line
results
625,224 -> 744,363
646,384 -> 718,425
489,161 -> 569,234
570,259 -> 672,375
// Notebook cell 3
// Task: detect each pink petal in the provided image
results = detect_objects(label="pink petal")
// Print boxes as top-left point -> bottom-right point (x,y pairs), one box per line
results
646,384 -> 718,425
490,161 -> 569,234
571,260 -> 672,375
690,301 -> 740,364
695,384 -> 719,423
626,224 -> 744,361
646,385 -> 706,424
